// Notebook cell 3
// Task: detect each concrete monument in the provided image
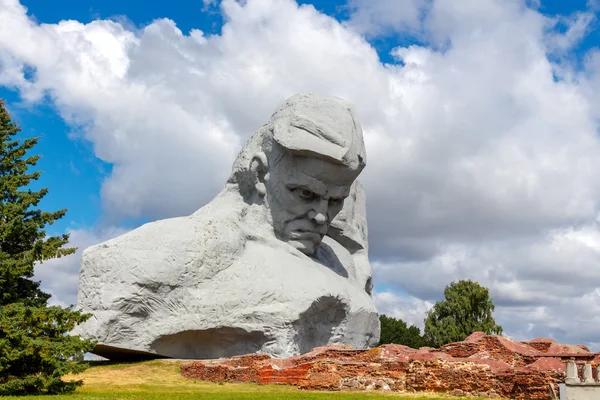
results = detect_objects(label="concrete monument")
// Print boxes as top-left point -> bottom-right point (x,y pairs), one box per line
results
75,93 -> 380,360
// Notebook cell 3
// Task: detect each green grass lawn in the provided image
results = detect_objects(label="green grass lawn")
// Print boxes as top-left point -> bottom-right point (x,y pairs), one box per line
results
2,360 -> 495,399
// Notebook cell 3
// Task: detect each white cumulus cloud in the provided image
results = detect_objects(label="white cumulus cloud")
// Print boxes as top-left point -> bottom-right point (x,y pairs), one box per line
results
1,0 -> 600,347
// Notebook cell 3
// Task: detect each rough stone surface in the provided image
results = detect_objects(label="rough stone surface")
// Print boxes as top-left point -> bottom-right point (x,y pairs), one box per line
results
180,333 -> 599,400
74,93 -> 380,360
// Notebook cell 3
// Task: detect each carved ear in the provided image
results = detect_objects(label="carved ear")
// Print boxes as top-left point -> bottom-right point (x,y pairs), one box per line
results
249,152 -> 268,196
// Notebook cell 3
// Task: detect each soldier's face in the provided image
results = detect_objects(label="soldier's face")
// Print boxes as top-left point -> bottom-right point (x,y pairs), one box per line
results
264,152 -> 358,256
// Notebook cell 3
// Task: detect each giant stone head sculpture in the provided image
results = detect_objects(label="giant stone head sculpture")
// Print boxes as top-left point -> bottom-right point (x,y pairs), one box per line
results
75,92 -> 380,361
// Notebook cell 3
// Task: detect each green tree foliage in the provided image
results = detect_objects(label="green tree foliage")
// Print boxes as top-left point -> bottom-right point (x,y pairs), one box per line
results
423,279 -> 503,348
378,314 -> 426,348
0,99 -> 95,395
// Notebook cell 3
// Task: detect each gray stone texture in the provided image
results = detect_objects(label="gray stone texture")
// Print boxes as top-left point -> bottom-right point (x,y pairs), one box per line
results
74,93 -> 380,360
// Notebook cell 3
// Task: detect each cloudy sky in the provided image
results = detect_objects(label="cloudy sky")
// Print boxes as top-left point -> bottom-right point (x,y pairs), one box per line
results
1,0 -> 600,348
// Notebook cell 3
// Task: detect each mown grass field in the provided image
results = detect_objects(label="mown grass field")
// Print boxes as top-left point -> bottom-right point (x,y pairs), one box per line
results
3,360 -> 496,399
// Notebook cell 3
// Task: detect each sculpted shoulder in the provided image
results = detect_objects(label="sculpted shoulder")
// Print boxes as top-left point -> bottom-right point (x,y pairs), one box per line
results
80,204 -> 246,290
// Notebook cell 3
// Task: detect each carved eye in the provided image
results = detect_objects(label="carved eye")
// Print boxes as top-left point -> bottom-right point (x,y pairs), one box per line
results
292,187 -> 315,200
329,197 -> 343,206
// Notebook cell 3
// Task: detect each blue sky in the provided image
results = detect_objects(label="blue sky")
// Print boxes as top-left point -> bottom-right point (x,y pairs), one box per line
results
4,0 -> 597,236
3,0 -> 600,346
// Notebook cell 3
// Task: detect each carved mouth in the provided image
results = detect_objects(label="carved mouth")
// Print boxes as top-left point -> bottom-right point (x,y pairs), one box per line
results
289,231 -> 323,242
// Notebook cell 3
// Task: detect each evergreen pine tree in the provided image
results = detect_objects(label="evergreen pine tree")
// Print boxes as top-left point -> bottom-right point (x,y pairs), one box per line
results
0,99 -> 95,395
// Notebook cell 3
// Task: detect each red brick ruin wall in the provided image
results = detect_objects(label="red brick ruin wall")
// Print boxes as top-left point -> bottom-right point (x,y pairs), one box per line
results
180,332 -> 599,400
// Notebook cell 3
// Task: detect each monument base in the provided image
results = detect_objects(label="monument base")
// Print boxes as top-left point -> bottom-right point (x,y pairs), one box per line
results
92,344 -> 169,362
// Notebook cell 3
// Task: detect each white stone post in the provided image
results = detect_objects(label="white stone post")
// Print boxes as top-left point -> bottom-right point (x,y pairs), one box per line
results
583,363 -> 595,383
566,360 -> 580,384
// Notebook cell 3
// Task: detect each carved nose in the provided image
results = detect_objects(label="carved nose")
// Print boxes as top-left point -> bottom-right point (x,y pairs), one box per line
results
308,199 -> 329,224
308,210 -> 327,224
